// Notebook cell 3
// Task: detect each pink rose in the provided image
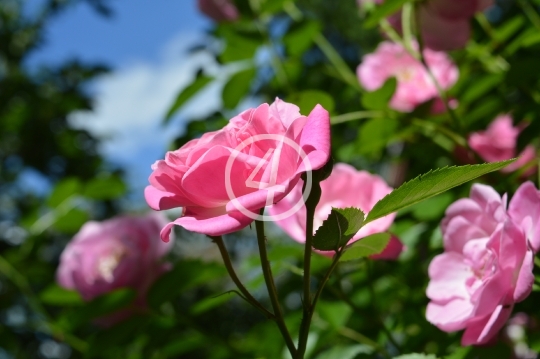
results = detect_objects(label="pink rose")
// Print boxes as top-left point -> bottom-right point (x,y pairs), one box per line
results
197,0 -> 239,22
268,163 -> 403,258
469,115 -> 537,174
57,213 -> 173,324
426,183 -> 537,345
357,41 -> 458,112
369,0 -> 493,50
145,99 -> 331,240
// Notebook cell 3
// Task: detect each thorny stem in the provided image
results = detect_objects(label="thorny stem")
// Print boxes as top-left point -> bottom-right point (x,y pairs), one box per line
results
254,211 -> 297,357
210,235 -> 274,319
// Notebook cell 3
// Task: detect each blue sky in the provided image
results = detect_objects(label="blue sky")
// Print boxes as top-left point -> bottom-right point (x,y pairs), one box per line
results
27,0 -> 209,68
24,0 -> 228,206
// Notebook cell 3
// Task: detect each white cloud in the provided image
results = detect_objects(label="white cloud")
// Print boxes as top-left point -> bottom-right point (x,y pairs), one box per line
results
68,32 -> 226,204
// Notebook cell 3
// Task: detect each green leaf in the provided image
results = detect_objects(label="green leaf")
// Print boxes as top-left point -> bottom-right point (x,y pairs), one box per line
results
283,21 -> 321,57
219,27 -> 261,63
312,207 -> 365,251
364,0 -> 418,28
83,175 -> 126,200
47,178 -> 81,208
190,292 -> 234,315
361,78 -> 396,110
222,68 -> 255,109
314,345 -> 373,359
357,117 -> 399,157
164,75 -> 213,123
53,208 -> 88,233
393,354 -> 438,359
317,301 -> 352,329
339,233 -> 391,261
40,285 -> 84,306
287,90 -> 335,115
365,161 -> 516,224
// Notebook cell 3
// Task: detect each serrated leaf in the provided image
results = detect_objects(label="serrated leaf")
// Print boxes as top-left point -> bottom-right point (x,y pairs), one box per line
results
393,354 -> 438,359
312,208 -> 364,251
340,233 -> 391,261
222,68 -> 255,109
361,77 -> 396,110
164,75 -> 213,123
364,161 -> 515,225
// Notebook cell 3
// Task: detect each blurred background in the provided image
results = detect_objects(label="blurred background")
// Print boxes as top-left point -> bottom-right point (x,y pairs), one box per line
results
2,0 -> 540,358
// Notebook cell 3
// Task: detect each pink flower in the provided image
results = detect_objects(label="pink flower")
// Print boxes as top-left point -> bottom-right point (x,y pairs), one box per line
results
268,163 -> 403,258
365,0 -> 494,50
197,0 -> 239,22
426,183 -> 537,345
469,114 -> 537,174
57,213 -> 173,324
357,41 -> 459,112
145,98 -> 331,240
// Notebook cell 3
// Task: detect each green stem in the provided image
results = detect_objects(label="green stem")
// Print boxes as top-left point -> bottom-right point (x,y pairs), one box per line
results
518,0 -> 540,32
296,200 -> 316,359
331,111 -> 385,125
283,2 -> 360,91
210,235 -> 274,319
254,214 -> 297,357
0,255 -> 88,352
412,4 -> 465,137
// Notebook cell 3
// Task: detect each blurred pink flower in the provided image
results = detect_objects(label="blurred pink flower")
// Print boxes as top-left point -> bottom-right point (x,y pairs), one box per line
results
359,0 -> 493,50
426,183 -> 538,345
57,213 -> 173,324
357,41 -> 458,112
145,98 -> 331,240
469,114 -> 537,174
269,163 -> 403,259
197,0 -> 239,22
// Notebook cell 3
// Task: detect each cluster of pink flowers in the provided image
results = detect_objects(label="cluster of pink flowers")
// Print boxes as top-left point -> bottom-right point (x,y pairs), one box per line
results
357,41 -> 459,112
57,213 -> 173,324
426,182 -> 540,345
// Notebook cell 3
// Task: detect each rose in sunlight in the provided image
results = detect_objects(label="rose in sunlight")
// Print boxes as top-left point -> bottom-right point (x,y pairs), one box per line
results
426,183 -> 537,345
145,98 -> 331,240
197,0 -> 239,22
359,0 -> 493,51
57,213 -> 173,323
268,163 -> 403,259
469,114 -> 537,175
357,41 -> 458,112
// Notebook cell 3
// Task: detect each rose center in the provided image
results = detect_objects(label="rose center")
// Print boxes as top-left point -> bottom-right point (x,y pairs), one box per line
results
97,248 -> 126,283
